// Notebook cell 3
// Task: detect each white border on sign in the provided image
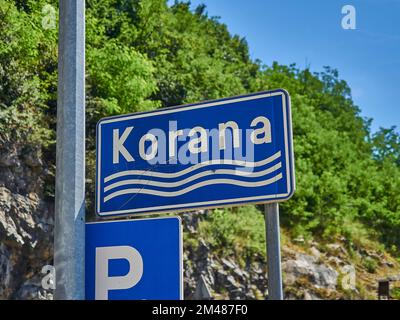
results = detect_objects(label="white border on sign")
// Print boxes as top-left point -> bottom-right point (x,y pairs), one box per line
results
96,90 -> 294,217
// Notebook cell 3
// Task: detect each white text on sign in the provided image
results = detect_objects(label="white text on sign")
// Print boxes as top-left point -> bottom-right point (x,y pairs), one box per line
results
113,116 -> 272,165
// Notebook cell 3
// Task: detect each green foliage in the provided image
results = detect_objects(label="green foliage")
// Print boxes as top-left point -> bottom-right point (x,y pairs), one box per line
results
87,40 -> 158,115
255,63 -> 400,250
362,257 -> 378,273
0,0 -> 56,144
391,287 -> 400,300
371,126 -> 400,166
198,206 -> 266,258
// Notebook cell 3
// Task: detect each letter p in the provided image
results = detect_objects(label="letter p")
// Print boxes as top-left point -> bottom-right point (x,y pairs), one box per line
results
95,246 -> 143,300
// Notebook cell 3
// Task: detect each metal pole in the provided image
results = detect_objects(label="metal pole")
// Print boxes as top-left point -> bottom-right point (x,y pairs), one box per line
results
54,0 -> 85,300
265,203 -> 283,300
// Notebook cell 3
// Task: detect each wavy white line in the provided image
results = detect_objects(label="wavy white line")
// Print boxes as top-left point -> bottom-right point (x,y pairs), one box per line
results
104,162 -> 282,192
103,173 -> 283,202
104,151 -> 282,182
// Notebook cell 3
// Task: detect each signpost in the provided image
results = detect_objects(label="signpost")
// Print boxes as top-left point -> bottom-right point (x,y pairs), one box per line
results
96,89 -> 295,218
85,217 -> 183,300
265,203 -> 283,299
54,0 -> 85,300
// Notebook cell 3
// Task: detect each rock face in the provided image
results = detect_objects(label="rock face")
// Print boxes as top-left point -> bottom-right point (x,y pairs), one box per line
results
182,212 -> 343,300
282,251 -> 339,299
183,236 -> 268,300
283,253 -> 338,290
0,134 -> 53,299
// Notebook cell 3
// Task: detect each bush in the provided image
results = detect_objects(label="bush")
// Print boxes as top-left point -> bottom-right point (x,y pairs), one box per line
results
198,206 -> 266,259
363,257 -> 378,273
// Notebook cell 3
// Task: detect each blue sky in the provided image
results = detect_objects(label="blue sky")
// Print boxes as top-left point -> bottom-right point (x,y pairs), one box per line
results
174,0 -> 400,133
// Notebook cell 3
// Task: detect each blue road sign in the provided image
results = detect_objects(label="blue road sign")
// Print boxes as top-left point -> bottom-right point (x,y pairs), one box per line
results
85,217 -> 183,300
96,89 -> 295,217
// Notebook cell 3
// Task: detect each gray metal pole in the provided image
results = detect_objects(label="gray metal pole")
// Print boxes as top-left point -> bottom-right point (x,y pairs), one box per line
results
265,203 -> 283,300
54,0 -> 85,300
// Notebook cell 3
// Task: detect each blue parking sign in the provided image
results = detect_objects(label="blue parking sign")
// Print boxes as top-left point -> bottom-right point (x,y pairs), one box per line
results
96,89 -> 295,217
85,217 -> 182,300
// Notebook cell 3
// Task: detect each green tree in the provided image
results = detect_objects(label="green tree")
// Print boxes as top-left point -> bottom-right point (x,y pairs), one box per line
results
371,126 -> 400,166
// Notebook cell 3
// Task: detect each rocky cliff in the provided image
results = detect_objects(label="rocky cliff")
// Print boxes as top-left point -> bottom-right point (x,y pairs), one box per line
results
0,133 -> 53,299
183,211 -> 400,300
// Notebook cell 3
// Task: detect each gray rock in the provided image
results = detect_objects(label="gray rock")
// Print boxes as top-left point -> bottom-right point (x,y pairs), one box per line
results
0,146 -> 18,167
221,258 -> 237,270
0,134 -> 53,300
327,256 -> 345,267
16,277 -> 53,300
384,261 -> 395,268
310,246 -> 322,259
304,291 -> 322,300
283,253 -> 338,290
193,275 -> 213,300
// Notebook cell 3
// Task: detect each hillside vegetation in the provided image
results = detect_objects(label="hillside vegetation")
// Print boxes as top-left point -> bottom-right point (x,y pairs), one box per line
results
1,0 -> 399,298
